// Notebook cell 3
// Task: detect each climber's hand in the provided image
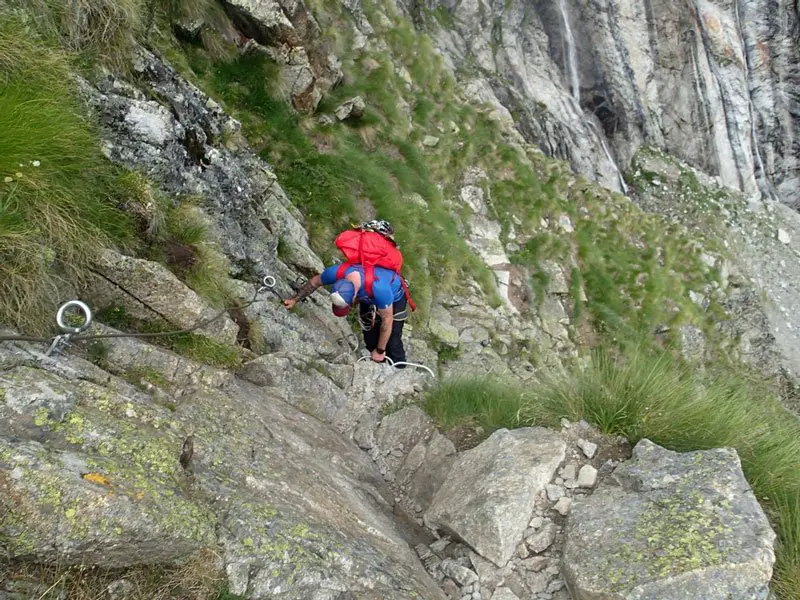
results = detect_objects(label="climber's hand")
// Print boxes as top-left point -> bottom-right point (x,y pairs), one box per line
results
371,349 -> 386,363
283,297 -> 298,310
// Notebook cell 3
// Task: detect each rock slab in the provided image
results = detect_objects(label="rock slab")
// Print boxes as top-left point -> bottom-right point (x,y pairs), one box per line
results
562,439 -> 776,599
425,427 -> 566,566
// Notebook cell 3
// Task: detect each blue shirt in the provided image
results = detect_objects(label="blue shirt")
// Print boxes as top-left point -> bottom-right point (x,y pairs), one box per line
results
320,264 -> 403,309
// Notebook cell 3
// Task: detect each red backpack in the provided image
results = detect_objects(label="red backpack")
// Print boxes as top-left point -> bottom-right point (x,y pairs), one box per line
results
334,228 -> 416,311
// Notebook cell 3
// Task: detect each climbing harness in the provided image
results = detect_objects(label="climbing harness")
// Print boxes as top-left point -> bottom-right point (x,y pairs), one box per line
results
356,355 -> 436,378
358,304 -> 409,332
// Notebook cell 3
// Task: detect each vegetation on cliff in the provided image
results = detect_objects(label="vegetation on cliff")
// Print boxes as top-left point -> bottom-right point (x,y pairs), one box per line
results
1,0 -> 799,597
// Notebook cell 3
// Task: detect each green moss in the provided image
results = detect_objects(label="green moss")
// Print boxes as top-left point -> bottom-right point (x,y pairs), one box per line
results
601,490 -> 728,591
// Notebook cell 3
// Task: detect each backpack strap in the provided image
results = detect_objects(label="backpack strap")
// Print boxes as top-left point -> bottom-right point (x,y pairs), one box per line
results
364,265 -> 375,297
400,277 -> 417,312
335,263 -> 351,281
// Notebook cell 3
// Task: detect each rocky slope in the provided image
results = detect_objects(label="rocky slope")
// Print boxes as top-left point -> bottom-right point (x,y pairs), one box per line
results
2,0 -> 800,597
406,0 -> 800,207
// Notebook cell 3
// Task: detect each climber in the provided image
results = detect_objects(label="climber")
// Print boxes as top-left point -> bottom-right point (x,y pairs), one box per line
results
282,263 -> 408,366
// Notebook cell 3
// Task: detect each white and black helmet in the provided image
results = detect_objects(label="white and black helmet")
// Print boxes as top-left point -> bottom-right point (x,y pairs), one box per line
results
359,219 -> 395,241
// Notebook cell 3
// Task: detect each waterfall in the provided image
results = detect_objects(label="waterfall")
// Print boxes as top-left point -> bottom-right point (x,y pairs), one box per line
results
733,0 -> 773,203
586,120 -> 629,194
558,0 -> 581,101
557,0 -> 628,194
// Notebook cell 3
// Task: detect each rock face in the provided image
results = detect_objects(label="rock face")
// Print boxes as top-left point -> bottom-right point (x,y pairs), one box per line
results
629,150 -> 800,406
425,428 -> 566,566
89,249 -> 239,345
405,0 -> 800,206
562,440 -> 776,600
0,339 -> 446,599
82,47 -> 324,280
221,0 -> 342,112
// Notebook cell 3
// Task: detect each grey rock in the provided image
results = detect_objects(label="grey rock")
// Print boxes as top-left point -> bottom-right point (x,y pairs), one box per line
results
222,0 -> 341,112
0,396 -> 216,567
423,135 -> 441,147
426,428 -> 566,566
545,484 -> 564,502
0,342 -> 446,599
563,440 -> 776,599
105,579 -> 136,600
431,537 -> 453,555
470,551 -> 506,587
546,579 -> 565,594
237,353 -> 347,422
540,261 -> 569,295
561,463 -> 577,480
79,324 -> 234,392
552,496 -> 572,516
441,558 -> 479,586
430,306 -> 461,348
516,542 -> 530,559
334,95 -> 366,120
576,439 -> 597,459
777,228 -> 791,244
372,406 -> 436,481
491,589 -> 520,600
526,522 -> 557,554
90,250 -> 239,345
526,571 -> 549,594
520,556 -> 549,572
576,464 -> 597,488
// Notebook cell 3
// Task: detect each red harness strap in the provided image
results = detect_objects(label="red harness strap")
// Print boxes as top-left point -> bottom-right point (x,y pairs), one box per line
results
334,263 -> 415,311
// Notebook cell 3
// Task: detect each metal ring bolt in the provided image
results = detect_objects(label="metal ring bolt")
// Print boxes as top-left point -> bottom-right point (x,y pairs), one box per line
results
56,301 -> 93,334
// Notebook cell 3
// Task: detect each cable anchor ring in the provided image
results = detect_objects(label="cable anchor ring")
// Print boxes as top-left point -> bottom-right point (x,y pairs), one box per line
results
258,275 -> 277,294
47,300 -> 93,356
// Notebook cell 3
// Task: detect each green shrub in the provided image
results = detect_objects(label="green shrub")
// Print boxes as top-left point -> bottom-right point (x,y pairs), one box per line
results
0,21 -> 134,333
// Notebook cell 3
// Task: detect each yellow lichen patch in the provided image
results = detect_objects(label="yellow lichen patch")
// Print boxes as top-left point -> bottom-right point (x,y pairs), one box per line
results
82,472 -> 113,487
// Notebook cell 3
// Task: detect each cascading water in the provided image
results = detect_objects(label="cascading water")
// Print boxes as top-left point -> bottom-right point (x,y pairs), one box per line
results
733,0 -> 773,203
558,0 -> 581,102
556,0 -> 628,193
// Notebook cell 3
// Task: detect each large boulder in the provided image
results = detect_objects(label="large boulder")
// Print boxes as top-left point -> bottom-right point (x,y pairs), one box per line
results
562,439 -> 776,600
0,339 -> 446,599
221,0 -> 342,112
369,406 -> 456,515
90,249 -> 239,345
0,366 -> 216,567
425,428 -> 566,566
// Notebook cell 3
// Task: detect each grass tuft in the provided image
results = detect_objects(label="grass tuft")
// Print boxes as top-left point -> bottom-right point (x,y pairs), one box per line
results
7,0 -> 146,68
424,376 -> 526,434
0,21 -> 135,333
0,547 -> 243,600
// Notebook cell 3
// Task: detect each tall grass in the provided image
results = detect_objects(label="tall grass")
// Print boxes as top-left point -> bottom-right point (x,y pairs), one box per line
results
6,0 -> 146,67
0,22 -> 134,333
423,350 -> 800,597
0,547 -> 244,600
